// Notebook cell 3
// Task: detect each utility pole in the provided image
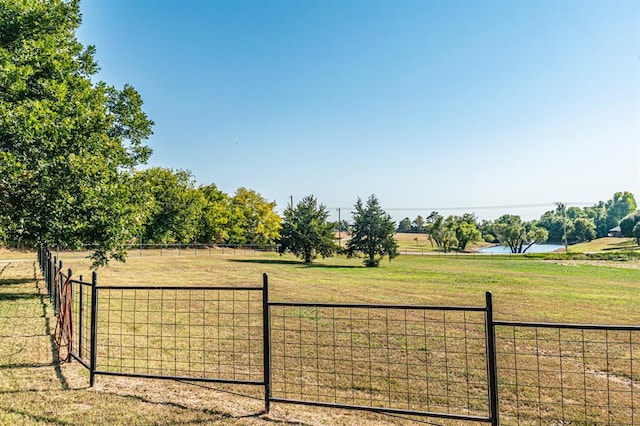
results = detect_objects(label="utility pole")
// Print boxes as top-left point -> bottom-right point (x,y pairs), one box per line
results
337,208 -> 341,247
556,202 -> 568,253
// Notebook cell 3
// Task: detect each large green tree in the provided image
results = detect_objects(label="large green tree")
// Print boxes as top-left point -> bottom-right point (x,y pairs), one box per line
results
227,188 -> 280,245
278,195 -> 337,263
425,211 -> 444,247
345,195 -> 398,267
537,210 -> 570,243
606,191 -> 637,230
584,202 -> 608,238
0,0 -> 153,266
196,184 -> 231,244
448,213 -> 482,251
619,211 -> 640,238
570,217 -> 596,243
494,215 -> 549,253
136,168 -> 205,244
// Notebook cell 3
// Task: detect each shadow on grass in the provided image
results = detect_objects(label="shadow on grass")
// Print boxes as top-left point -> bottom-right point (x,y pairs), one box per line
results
93,388 -> 313,425
0,292 -> 40,301
600,240 -> 640,251
0,278 -> 36,286
227,258 -> 360,269
602,246 -> 640,252
0,362 -> 58,370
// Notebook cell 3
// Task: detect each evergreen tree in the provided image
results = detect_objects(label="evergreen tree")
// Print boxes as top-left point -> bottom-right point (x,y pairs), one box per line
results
346,195 -> 398,267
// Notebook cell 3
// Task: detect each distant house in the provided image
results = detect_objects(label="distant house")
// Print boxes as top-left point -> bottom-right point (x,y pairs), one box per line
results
608,226 -> 623,237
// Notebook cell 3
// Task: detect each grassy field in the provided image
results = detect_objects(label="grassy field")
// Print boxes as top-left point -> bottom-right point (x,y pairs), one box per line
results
57,250 -> 640,324
570,236 -> 640,253
2,250 -> 640,424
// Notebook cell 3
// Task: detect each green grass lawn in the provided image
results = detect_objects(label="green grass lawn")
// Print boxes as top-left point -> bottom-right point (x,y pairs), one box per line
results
570,236 -> 639,252
58,251 -> 640,325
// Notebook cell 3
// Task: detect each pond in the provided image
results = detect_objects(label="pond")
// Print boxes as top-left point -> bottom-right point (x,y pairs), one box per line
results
478,244 -> 565,254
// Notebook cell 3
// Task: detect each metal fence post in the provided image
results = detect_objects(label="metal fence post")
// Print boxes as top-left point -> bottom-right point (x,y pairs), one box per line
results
56,260 -> 63,315
485,291 -> 500,426
78,275 -> 84,358
48,254 -> 53,297
52,258 -> 59,312
47,254 -> 51,296
68,268 -> 73,359
89,271 -> 98,387
262,273 -> 271,413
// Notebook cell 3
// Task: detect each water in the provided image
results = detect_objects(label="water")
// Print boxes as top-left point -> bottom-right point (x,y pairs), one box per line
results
478,243 -> 565,254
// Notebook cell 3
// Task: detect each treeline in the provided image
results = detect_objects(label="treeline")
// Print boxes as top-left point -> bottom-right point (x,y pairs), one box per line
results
131,167 -> 280,246
396,191 -> 639,252
0,1 -> 278,266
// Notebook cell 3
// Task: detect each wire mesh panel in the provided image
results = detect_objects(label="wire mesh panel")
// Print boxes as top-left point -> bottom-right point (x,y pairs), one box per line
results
95,286 -> 264,384
69,279 -> 93,367
269,303 -> 491,420
495,322 -> 640,425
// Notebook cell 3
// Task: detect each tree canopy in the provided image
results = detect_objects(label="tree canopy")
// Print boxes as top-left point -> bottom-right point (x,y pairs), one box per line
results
494,215 -> 549,253
134,169 -> 281,246
278,195 -> 337,263
345,195 -> 398,267
0,0 -> 153,266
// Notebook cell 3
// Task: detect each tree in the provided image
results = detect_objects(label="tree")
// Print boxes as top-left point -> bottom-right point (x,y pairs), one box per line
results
570,217 -> 596,243
425,211 -> 444,247
278,195 -> 337,263
397,217 -> 412,233
537,210 -> 569,243
619,211 -> 640,238
633,222 -> 640,245
584,202 -> 609,238
478,219 -> 498,243
197,184 -> 231,244
494,215 -> 549,253
228,188 -> 281,245
135,168 -> 204,244
606,191 -> 637,230
0,0 -> 154,266
345,195 -> 398,267
448,213 -> 482,250
440,226 -> 458,253
335,220 -> 351,233
412,215 -> 427,233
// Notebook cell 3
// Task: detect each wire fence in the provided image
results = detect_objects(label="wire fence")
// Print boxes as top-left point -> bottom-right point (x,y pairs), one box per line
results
37,246 -> 640,424
94,286 -> 264,385
70,276 -> 93,369
83,243 -> 278,257
495,322 -> 640,425
268,303 -> 493,422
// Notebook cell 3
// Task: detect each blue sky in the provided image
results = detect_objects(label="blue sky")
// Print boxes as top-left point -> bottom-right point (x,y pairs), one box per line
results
77,0 -> 639,222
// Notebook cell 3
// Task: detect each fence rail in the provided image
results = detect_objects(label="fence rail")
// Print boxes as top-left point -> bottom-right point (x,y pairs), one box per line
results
37,246 -> 639,424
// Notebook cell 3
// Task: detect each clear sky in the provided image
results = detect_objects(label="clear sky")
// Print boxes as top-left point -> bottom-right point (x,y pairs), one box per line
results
77,0 -> 639,222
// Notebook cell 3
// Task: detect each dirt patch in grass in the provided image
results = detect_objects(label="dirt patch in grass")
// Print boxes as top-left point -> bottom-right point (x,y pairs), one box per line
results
549,259 -> 640,269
